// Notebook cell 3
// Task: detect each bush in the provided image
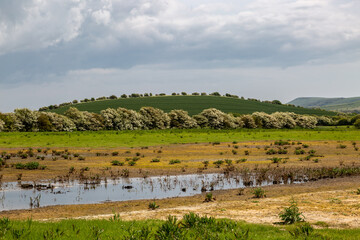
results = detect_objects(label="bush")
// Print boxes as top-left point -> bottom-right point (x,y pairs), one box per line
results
111,160 -> 124,166
168,110 -> 197,129
64,107 -> 103,131
252,112 -> 281,129
198,108 -> 240,129
0,119 -> 4,132
279,200 -> 304,224
148,201 -> 159,210
14,108 -> 39,132
169,159 -> 181,165
354,119 -> 360,129
252,188 -> 266,198
15,162 -> 41,170
140,107 -> 170,130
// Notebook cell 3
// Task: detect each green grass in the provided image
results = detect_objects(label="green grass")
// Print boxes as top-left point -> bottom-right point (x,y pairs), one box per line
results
49,95 -> 335,116
0,127 -> 358,148
1,214 -> 359,239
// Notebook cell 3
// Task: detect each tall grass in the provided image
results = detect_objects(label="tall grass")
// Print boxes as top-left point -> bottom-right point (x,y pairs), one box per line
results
1,213 -> 360,239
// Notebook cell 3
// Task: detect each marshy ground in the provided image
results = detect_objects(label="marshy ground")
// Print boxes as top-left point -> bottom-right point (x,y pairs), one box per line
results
1,138 -> 360,229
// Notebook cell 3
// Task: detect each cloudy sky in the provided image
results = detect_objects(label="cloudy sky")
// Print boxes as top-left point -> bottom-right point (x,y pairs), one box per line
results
0,0 -> 360,112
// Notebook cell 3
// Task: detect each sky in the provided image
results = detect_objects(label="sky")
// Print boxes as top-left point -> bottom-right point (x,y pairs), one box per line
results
0,0 -> 360,112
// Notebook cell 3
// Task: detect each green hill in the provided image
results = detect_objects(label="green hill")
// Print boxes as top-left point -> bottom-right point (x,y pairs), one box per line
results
49,96 -> 336,116
288,97 -> 360,113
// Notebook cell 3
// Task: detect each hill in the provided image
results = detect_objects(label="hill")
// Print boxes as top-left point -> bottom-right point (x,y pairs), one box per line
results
288,97 -> 360,113
48,96 -> 336,116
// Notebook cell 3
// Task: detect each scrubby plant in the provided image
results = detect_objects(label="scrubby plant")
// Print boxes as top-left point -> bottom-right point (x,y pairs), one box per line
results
279,200 -> 304,224
168,110 -> 197,129
204,193 -> 214,202
64,107 -> 103,131
252,188 -> 266,198
148,201 -> 159,210
271,112 -> 296,129
197,108 -> 241,129
354,119 -> 360,129
213,160 -> 224,168
140,107 -> 170,130
111,160 -> 124,166
240,115 -> 257,128
252,112 -> 281,129
0,119 -> 5,132
14,108 -> 39,132
169,159 -> 181,165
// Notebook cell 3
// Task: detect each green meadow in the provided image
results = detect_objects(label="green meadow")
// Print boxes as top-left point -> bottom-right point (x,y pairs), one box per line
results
0,127 -> 358,148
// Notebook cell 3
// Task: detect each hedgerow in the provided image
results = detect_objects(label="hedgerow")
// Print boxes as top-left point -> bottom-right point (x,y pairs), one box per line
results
0,107 -> 346,132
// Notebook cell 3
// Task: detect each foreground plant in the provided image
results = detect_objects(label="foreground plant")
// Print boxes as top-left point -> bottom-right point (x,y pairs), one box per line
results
279,200 -> 304,224
148,201 -> 159,210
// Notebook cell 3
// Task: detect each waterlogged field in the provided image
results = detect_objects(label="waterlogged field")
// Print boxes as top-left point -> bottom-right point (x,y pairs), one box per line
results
1,127 -> 360,238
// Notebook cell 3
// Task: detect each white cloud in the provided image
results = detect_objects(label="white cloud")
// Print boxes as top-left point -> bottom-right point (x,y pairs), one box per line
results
0,0 -> 360,111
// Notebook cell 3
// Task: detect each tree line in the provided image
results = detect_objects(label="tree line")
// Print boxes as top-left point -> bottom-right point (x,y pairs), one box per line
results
1,107 -> 355,132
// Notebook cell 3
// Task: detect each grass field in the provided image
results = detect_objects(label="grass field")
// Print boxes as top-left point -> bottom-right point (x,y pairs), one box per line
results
1,213 -> 360,239
48,95 -> 336,116
0,127 -> 358,148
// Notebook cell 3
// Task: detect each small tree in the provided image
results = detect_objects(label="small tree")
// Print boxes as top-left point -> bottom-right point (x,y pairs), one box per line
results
121,94 -> 127,98
181,92 -> 187,96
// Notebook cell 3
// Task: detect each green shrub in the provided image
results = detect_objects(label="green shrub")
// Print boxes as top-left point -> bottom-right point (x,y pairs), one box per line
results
111,160 -> 124,166
354,119 -> 360,129
148,201 -> 159,210
279,200 -> 304,224
213,160 -> 224,168
151,158 -> 160,163
252,188 -> 265,198
169,159 -> 181,165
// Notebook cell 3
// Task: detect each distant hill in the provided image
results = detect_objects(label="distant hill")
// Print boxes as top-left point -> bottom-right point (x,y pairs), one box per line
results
288,97 -> 360,113
48,95 -> 335,116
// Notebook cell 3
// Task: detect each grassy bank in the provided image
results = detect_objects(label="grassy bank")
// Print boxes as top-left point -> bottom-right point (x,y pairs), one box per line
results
1,213 -> 360,239
0,127 -> 359,148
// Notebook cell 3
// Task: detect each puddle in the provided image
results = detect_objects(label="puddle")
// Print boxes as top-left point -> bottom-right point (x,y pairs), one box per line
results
0,173 -> 292,211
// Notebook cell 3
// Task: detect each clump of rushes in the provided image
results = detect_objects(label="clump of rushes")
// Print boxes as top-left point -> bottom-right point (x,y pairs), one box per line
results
169,159 -> 181,165
148,201 -> 159,210
213,160 -> 224,168
236,158 -> 247,163
252,187 -> 266,198
204,193 -> 215,202
112,151 -> 119,156
128,161 -> 136,166
151,158 -> 160,163
111,160 -> 124,166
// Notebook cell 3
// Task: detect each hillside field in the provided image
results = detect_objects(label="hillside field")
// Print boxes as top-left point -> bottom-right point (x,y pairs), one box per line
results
49,95 -> 336,116
289,96 -> 360,113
